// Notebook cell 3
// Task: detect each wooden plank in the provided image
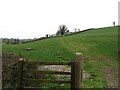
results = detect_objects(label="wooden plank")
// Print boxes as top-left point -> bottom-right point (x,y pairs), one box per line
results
23,87 -> 42,89
23,78 -> 71,84
24,61 -> 72,65
23,70 -> 71,75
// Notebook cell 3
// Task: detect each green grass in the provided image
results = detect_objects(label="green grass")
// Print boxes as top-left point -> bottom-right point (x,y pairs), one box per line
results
41,74 -> 70,88
83,60 -> 108,88
2,26 -> 118,88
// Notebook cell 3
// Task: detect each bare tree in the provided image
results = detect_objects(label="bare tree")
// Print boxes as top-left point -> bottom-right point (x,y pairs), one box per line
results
58,24 -> 68,36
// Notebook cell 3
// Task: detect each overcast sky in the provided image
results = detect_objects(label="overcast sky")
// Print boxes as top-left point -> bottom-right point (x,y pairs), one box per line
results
0,0 -> 119,39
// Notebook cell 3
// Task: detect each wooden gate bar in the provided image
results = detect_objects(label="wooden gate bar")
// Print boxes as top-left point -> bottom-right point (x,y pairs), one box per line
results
23,78 -> 71,84
23,70 -> 71,75
25,61 -> 72,65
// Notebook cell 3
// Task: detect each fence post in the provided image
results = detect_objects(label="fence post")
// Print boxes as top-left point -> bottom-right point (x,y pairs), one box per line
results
71,61 -> 75,90
17,58 -> 24,89
74,52 -> 83,89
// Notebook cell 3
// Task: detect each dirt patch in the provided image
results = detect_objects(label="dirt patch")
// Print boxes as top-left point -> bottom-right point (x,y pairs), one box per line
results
101,66 -> 118,88
37,65 -> 89,80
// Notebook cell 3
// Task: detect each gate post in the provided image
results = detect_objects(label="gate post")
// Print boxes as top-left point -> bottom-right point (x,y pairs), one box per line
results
71,53 -> 83,89
17,58 -> 24,89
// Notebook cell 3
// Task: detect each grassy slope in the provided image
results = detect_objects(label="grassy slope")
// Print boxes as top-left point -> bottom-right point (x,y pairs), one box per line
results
3,26 -> 118,61
2,26 -> 118,88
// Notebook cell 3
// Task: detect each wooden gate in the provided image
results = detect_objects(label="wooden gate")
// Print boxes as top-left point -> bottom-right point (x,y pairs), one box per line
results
17,53 -> 83,89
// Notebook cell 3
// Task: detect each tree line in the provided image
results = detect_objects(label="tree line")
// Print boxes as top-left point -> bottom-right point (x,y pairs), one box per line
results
1,24 -> 80,44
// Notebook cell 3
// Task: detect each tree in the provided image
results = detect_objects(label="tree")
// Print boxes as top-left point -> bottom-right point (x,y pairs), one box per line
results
16,38 -> 19,44
66,30 -> 69,33
74,28 -> 77,32
13,39 -> 17,43
46,34 -> 49,38
2,38 -> 5,43
113,21 -> 115,26
7,39 -> 10,44
56,30 -> 61,35
78,28 -> 80,31
57,24 -> 68,36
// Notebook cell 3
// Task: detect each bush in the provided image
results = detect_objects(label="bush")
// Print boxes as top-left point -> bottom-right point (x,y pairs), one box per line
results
2,52 -> 44,88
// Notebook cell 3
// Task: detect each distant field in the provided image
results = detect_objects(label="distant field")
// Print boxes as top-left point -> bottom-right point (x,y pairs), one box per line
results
2,26 -> 118,88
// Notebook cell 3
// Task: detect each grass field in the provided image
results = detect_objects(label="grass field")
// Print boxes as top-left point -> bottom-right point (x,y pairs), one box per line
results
2,26 -> 118,88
